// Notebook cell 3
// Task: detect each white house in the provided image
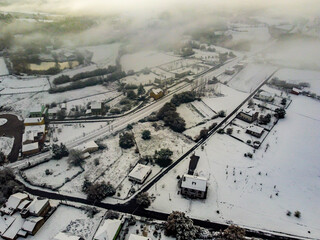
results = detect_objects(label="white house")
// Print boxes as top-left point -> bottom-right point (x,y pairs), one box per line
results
256,91 -> 275,102
180,174 -> 208,199
94,219 -> 122,240
128,164 -> 152,184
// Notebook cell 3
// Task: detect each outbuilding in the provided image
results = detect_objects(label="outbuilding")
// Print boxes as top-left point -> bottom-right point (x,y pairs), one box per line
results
246,125 -> 264,138
128,164 -> 152,184
22,143 -> 39,156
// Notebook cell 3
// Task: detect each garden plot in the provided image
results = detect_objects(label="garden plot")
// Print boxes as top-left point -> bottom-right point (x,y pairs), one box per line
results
50,122 -> 109,145
0,57 -> 9,76
183,119 -> 220,141
120,51 -> 180,72
160,59 -> 201,72
26,204 -> 102,240
0,75 -> 50,94
78,43 -> 120,67
133,122 -> 194,159
0,137 -> 14,156
228,63 -> 277,93
23,157 -> 83,189
176,103 -> 206,129
191,100 -> 216,118
202,83 -> 248,114
148,95 -> 320,239
121,72 -> 158,86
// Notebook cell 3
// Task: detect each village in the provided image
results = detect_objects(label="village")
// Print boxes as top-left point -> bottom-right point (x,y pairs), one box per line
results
1,4 -> 320,240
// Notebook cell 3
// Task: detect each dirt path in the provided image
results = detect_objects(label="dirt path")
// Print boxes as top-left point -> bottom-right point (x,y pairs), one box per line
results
0,114 -> 24,162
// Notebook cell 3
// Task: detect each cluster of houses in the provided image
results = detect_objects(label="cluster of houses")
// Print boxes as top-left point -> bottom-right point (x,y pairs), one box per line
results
21,106 -> 48,157
236,107 -> 265,139
0,192 -> 52,240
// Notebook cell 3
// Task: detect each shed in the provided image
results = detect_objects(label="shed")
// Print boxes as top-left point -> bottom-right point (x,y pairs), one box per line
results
246,125 -> 264,138
94,219 -> 122,240
22,142 -> 39,156
128,164 -> 152,184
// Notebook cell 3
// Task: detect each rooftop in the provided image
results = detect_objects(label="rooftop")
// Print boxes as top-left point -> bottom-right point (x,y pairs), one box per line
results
181,174 -> 207,192
94,219 -> 122,240
22,142 -> 39,152
24,117 -> 44,124
27,197 -> 49,215
151,88 -> 163,95
247,125 -> 264,134
129,164 -> 152,181
91,102 -> 102,110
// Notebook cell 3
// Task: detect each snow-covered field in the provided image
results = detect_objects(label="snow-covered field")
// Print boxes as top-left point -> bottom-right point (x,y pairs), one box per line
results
228,63 -> 277,93
78,43 -> 120,68
0,57 -> 9,76
26,204 -> 102,240
148,95 -> 320,239
202,83 -> 248,114
176,103 -> 205,129
0,137 -> 14,156
274,68 -> 320,95
0,118 -> 7,126
121,72 -> 158,86
120,51 -> 180,72
23,158 -> 83,189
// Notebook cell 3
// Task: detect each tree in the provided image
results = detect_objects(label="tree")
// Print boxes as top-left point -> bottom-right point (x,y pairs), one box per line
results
170,91 -> 196,107
137,84 -> 146,95
127,90 -> 137,100
218,110 -> 226,117
157,103 -> 186,133
68,149 -> 85,167
226,128 -> 233,135
141,130 -> 151,140
57,109 -> 67,120
165,211 -> 197,240
219,225 -> 246,240
84,181 -> 115,202
275,108 -> 286,119
154,148 -> 173,167
136,192 -> 151,208
52,143 -> 69,160
0,152 -> 5,164
281,98 -> 287,105
119,132 -> 135,149
198,128 -> 209,140
0,168 -> 24,205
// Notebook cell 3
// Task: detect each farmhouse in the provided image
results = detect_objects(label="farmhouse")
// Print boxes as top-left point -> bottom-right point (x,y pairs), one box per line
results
255,90 -> 275,102
74,141 -> 99,154
246,125 -> 265,138
128,164 -> 152,184
26,197 -> 51,217
22,125 -> 46,144
237,108 -> 259,123
94,219 -> 122,240
91,102 -> 103,115
24,117 -> 45,126
22,142 -> 39,156
0,193 -> 29,216
21,216 -> 45,236
150,88 -> 164,100
180,174 -> 208,199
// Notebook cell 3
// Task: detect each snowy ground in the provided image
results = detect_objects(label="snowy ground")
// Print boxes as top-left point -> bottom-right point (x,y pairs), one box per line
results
0,137 -> 14,156
24,204 -> 103,240
23,157 -> 83,189
78,43 -> 120,68
176,103 -> 205,129
228,63 -> 277,93
120,51 -> 180,72
147,95 -> 320,239
0,118 -> 7,126
0,57 -> 9,76
273,68 -> 320,95
50,122 -> 110,145
202,83 -> 248,115
121,72 -> 158,86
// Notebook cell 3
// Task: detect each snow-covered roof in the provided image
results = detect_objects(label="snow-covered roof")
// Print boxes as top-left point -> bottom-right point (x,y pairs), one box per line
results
48,108 -> 58,114
29,106 -> 43,113
0,215 -> 15,235
24,117 -> 44,124
91,102 -> 102,110
53,232 -> 83,240
27,197 -> 49,215
246,125 -> 264,134
128,234 -> 152,240
1,213 -> 24,240
17,200 -> 31,211
94,219 -> 122,240
5,193 -> 29,211
258,91 -> 274,98
25,125 -> 45,134
129,164 -> 152,181
292,87 -> 302,93
241,108 -> 257,117
22,142 -> 39,153
22,216 -> 43,233
74,141 -> 99,153
151,88 -> 163,95
181,174 -> 207,192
